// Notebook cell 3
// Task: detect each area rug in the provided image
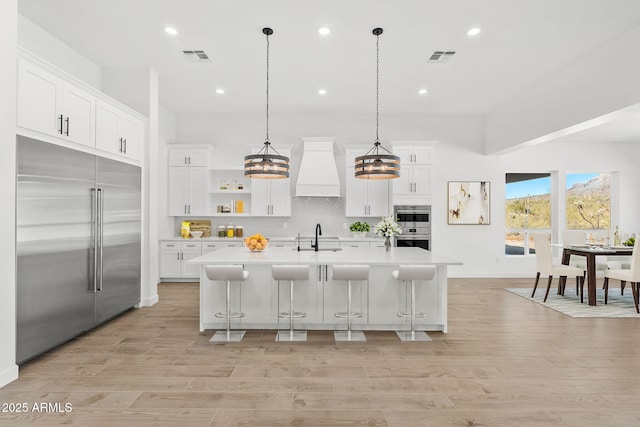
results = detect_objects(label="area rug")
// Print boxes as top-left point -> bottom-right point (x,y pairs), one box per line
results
505,287 -> 640,318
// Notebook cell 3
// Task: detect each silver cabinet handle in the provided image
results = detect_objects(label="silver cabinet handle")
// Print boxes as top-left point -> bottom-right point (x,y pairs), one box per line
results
123,138 -> 127,154
177,252 -> 180,260
184,157 -> 188,165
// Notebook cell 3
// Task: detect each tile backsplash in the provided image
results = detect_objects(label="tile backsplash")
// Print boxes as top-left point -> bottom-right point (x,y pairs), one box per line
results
173,197 -> 380,238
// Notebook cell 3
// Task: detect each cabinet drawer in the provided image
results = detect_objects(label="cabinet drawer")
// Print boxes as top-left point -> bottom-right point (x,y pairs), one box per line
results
160,241 -> 180,250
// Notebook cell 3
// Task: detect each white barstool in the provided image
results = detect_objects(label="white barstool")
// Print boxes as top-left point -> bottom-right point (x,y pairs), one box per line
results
332,265 -> 370,342
205,265 -> 249,342
393,265 -> 436,342
272,264 -> 310,342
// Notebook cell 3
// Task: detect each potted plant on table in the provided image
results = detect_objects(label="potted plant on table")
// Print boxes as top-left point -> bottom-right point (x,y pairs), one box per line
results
349,221 -> 370,239
374,215 -> 402,252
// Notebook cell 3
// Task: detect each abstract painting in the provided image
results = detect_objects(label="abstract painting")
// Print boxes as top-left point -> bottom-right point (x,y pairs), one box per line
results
448,181 -> 490,225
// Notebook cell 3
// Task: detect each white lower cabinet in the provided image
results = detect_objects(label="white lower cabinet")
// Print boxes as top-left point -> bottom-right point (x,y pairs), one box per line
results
160,241 -> 202,279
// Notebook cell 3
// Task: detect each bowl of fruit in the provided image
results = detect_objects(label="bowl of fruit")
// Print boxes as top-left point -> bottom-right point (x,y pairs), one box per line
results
244,233 -> 269,252
623,236 -> 635,247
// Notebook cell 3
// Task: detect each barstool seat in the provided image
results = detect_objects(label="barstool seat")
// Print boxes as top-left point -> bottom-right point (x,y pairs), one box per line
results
205,265 -> 249,342
393,265 -> 436,342
272,265 -> 310,342
332,265 -> 369,342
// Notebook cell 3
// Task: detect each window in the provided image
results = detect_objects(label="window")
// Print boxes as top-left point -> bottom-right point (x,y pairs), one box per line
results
566,173 -> 610,233
505,173 -> 551,255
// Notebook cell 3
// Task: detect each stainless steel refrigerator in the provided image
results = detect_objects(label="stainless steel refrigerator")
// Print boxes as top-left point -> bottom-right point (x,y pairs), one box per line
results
16,136 -> 141,364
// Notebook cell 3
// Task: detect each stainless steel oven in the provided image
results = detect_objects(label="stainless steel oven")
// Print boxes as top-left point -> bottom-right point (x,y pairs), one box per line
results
394,205 -> 431,250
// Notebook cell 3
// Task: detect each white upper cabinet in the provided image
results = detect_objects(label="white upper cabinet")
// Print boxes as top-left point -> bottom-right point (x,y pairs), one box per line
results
168,147 -> 210,167
345,148 -> 390,217
251,178 -> 291,216
392,143 -> 435,204
17,57 -> 95,148
96,100 -> 144,161
393,145 -> 433,164
17,52 -> 147,164
168,166 -> 208,216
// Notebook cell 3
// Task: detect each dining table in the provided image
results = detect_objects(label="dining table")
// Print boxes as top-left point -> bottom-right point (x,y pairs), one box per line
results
560,245 -> 634,305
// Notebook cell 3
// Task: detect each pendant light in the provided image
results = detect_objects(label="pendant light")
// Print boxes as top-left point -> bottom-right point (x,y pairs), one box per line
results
354,28 -> 400,180
244,27 -> 290,179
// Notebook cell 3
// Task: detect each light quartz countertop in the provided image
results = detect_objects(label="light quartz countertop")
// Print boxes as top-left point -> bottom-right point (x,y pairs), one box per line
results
188,246 -> 461,266
161,236 -> 386,242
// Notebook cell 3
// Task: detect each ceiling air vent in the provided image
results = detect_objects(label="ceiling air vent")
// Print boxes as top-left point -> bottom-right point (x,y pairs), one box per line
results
182,50 -> 211,62
428,51 -> 456,63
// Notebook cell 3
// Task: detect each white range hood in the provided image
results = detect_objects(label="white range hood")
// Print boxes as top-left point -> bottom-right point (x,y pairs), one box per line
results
295,137 -> 340,197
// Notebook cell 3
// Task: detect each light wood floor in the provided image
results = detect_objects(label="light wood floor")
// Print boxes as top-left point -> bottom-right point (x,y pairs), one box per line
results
1,278 -> 639,426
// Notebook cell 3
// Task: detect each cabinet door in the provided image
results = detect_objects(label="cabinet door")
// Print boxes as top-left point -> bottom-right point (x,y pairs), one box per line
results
159,243 -> 181,278
120,113 -> 144,161
393,168 -> 413,197
168,149 -> 190,166
250,179 -> 270,216
185,149 -> 209,167
168,167 -> 190,215
61,83 -> 95,147
269,179 -> 291,216
413,165 -> 432,195
366,180 -> 390,217
95,100 -> 121,155
180,243 -> 202,278
393,147 -> 413,164
345,168 -> 367,216
17,59 -> 61,137
188,167 -> 208,215
413,147 -> 433,164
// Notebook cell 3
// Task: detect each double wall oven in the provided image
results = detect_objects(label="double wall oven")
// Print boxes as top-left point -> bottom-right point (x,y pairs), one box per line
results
394,205 -> 431,250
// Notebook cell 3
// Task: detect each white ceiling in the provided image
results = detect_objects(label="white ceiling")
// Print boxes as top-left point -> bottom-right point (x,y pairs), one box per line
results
17,0 -> 640,143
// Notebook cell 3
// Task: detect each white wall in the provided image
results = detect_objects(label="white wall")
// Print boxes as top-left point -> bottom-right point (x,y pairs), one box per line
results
17,14 -> 102,89
0,0 -> 19,387
158,105 -> 176,240
486,24 -> 640,154
173,112 -> 640,278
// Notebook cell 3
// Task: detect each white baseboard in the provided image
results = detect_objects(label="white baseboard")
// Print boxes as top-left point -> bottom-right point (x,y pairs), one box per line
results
139,294 -> 159,307
0,364 -> 19,388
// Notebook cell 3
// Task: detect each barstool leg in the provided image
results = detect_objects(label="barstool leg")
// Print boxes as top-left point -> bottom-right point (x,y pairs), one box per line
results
211,279 -> 245,343
276,280 -> 307,342
334,279 -> 366,342
396,279 -> 431,342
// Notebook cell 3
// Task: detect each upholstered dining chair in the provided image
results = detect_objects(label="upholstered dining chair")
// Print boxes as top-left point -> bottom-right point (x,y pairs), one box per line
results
603,237 -> 640,313
532,233 -> 585,302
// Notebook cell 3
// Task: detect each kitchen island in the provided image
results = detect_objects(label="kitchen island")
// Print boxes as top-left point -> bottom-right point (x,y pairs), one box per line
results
189,246 -> 461,334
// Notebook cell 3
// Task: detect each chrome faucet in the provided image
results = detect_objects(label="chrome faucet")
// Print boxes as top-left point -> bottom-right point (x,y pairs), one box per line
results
312,223 -> 322,251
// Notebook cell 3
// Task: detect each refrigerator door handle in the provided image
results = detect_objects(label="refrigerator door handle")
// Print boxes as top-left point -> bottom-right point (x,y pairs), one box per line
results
97,188 -> 104,291
91,188 -> 98,293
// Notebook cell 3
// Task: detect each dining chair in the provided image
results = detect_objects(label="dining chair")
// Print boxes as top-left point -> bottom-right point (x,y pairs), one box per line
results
603,237 -> 640,313
532,233 -> 585,302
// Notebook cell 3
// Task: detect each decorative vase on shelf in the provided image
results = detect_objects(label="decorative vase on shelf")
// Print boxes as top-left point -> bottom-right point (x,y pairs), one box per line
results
384,236 -> 391,252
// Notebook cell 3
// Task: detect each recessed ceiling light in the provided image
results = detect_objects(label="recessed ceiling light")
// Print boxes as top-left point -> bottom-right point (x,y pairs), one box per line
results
164,27 -> 178,35
466,27 -> 481,37
318,89 -> 327,95
318,27 -> 331,36
418,89 -> 428,95
215,89 -> 225,94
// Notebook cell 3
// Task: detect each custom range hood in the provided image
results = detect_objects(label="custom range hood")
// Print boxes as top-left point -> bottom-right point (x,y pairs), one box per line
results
295,137 -> 340,197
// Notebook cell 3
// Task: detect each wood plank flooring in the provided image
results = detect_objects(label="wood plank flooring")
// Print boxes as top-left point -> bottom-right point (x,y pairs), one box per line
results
1,278 -> 639,426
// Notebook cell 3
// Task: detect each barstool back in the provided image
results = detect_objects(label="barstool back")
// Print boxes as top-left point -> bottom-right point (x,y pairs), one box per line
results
206,265 -> 248,281
272,265 -> 310,281
393,265 -> 436,282
331,265 -> 370,281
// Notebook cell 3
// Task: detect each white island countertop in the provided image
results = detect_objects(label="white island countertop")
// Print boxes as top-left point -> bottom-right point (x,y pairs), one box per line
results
188,246 -> 462,266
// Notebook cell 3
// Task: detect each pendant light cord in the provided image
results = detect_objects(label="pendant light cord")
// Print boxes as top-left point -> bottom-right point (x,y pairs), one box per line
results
375,32 -> 380,145
265,32 -> 270,144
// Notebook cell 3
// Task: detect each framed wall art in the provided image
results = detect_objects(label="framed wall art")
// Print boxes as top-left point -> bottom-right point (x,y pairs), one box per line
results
448,181 -> 490,225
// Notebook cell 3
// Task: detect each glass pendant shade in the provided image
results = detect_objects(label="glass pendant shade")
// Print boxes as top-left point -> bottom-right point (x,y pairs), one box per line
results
354,141 -> 400,179
244,141 -> 289,179
244,27 -> 290,179
354,27 -> 400,180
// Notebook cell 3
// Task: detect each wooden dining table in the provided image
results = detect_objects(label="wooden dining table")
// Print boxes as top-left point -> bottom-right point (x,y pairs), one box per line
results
560,245 -> 634,305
